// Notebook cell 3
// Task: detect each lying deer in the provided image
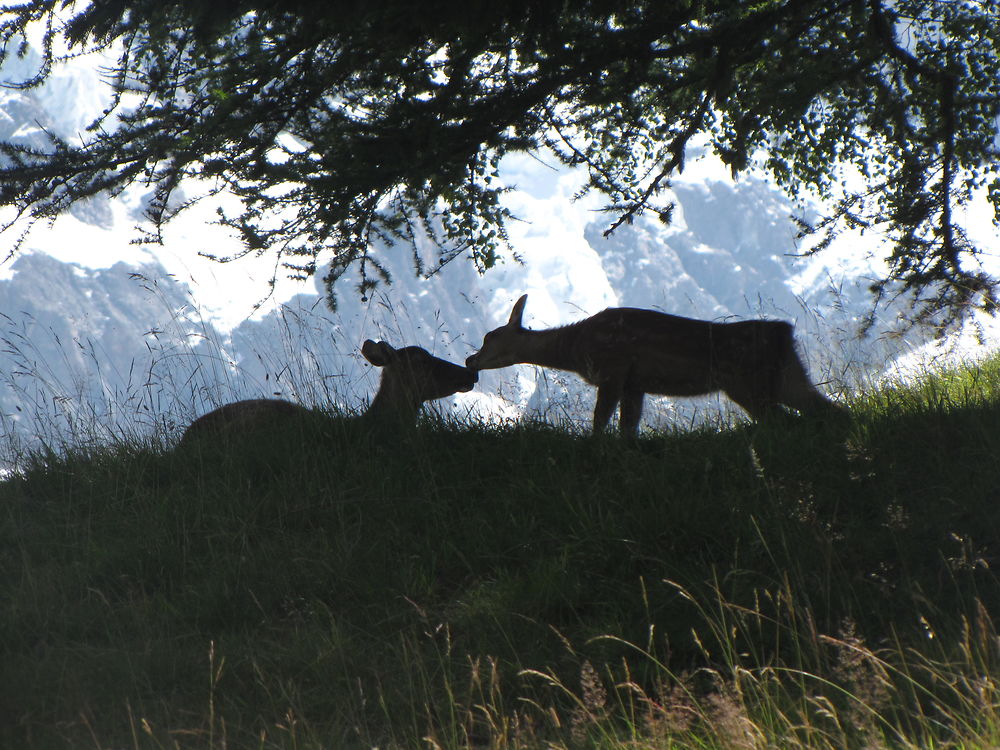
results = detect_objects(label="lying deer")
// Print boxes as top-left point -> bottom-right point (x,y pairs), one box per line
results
180,339 -> 477,445
466,294 -> 839,436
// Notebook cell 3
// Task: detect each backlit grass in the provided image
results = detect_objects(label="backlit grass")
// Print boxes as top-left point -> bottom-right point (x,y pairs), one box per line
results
2,355 -> 1000,748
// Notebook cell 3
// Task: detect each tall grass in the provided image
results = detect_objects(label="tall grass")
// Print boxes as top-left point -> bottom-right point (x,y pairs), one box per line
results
2,338 -> 1000,748
0,278 -> 251,466
0,275 -> 390,471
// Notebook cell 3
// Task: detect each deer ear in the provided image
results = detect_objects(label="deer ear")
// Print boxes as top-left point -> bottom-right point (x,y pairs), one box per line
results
508,294 -> 528,328
361,339 -> 396,367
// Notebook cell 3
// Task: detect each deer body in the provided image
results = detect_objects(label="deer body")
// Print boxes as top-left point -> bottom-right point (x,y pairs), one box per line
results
466,295 -> 837,436
180,340 -> 477,445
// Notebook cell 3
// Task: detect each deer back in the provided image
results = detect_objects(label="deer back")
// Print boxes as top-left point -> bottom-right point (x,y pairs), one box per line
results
569,309 -> 798,395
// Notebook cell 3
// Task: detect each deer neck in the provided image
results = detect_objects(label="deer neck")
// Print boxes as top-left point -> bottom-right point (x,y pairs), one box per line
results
363,387 -> 422,427
516,325 -> 584,372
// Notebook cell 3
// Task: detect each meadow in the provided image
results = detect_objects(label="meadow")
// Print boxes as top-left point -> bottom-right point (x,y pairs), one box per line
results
2,353 -> 1000,748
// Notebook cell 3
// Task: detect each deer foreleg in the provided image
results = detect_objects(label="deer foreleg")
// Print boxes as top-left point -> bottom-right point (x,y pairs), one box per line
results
619,389 -> 645,437
592,386 -> 620,434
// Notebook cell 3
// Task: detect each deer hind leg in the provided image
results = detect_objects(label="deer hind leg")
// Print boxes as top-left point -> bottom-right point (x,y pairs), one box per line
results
719,369 -> 785,420
618,388 -> 645,437
777,358 -> 840,415
722,386 -> 774,421
781,380 -> 835,413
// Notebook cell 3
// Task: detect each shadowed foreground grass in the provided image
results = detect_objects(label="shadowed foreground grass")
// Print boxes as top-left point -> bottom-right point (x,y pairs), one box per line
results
3,356 -> 1000,748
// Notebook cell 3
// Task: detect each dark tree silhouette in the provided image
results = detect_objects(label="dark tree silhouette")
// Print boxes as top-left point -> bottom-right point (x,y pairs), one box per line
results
1,1 -> 998,326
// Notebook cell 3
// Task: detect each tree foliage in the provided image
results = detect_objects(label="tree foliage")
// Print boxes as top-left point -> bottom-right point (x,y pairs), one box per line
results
1,0 -> 999,326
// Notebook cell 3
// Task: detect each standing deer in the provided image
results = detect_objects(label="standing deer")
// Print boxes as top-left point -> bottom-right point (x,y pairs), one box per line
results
179,339 -> 477,445
466,294 -> 839,436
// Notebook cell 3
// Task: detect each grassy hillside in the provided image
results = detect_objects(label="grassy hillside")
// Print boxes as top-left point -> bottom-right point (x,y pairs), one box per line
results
3,357 -> 1000,749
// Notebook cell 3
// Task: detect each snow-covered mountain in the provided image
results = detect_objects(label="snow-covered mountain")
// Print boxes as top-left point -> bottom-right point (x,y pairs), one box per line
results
0,45 -> 994,464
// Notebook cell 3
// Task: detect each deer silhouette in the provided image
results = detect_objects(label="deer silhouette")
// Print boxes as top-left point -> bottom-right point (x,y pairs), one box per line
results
466,294 -> 839,436
180,339 -> 477,445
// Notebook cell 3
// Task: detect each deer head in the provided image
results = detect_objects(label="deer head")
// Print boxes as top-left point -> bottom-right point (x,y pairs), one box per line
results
360,339 -> 478,422
465,294 -> 529,370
